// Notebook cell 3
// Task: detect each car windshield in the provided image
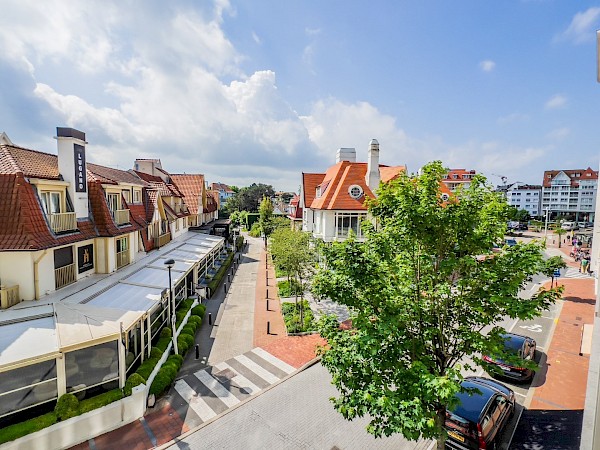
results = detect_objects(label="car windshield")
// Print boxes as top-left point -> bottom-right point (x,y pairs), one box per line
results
492,335 -> 523,364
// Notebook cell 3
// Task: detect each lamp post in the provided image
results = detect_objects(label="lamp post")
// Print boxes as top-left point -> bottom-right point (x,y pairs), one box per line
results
544,208 -> 550,240
164,258 -> 178,355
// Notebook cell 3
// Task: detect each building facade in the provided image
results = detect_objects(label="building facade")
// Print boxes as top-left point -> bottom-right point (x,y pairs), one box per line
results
541,168 -> 598,221
506,184 -> 542,218
442,169 -> 477,192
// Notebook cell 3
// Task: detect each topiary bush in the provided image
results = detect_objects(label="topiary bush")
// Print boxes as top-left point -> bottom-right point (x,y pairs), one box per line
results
124,373 -> 146,396
160,327 -> 172,338
155,336 -> 171,352
179,298 -> 194,311
149,369 -> 172,396
150,346 -> 163,360
0,412 -> 57,445
182,324 -> 196,335
79,389 -> 123,414
136,357 -> 160,381
167,354 -> 184,369
188,315 -> 202,328
55,393 -> 79,421
191,304 -> 206,318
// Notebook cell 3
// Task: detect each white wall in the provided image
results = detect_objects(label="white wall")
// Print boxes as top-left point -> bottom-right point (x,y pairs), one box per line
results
0,252 -> 34,301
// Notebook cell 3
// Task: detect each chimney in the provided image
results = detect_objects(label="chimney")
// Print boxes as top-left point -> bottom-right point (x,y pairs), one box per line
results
336,148 -> 356,163
56,127 -> 88,219
366,139 -> 380,192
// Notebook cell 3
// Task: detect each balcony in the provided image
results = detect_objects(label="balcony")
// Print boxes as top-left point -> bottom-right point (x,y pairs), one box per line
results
116,250 -> 130,269
0,285 -> 20,309
55,264 -> 76,290
154,232 -> 171,248
48,212 -> 77,233
113,209 -> 130,226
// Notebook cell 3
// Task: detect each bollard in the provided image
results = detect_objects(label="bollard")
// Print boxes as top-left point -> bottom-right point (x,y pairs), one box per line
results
227,274 -> 231,282
195,344 -> 200,360
267,321 -> 271,335
224,283 -> 228,294
208,313 -> 212,325
266,288 -> 268,299
266,299 -> 269,311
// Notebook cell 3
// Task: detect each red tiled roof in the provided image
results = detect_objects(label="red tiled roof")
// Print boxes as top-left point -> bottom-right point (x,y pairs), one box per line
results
211,182 -> 233,193
0,144 -> 60,179
88,181 -> 143,237
133,170 -> 183,197
288,194 -> 302,220
443,168 -> 476,181
309,162 -> 405,211
171,174 -> 204,215
87,163 -> 147,186
302,173 -> 325,208
204,191 -> 218,213
542,167 -> 598,188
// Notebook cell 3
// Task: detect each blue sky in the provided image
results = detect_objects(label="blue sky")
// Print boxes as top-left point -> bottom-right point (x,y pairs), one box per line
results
0,1 -> 599,192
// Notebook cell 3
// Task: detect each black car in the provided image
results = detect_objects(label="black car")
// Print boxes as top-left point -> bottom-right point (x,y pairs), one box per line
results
445,377 -> 515,449
483,333 -> 536,382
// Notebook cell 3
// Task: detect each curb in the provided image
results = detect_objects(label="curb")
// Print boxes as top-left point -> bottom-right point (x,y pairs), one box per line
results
155,355 -> 323,449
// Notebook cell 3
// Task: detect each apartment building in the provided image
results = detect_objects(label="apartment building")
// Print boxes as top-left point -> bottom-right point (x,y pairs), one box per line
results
541,168 -> 598,221
506,184 -> 542,217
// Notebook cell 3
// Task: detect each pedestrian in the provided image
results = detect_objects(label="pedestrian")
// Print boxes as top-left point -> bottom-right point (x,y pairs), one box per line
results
567,234 -> 571,242
572,237 -> 578,247
581,254 -> 590,273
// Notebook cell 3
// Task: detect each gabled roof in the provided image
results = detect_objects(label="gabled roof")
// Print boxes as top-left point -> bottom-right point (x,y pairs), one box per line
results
543,167 -> 598,188
211,182 -> 233,193
171,174 -> 204,215
204,191 -> 218,213
444,168 -> 476,180
309,162 -> 405,211
0,144 -> 60,179
87,163 -> 147,186
134,170 -> 183,197
88,180 -> 143,237
302,173 -> 325,208
288,194 -> 302,220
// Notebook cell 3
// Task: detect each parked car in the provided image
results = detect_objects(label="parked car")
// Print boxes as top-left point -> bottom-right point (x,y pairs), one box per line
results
504,238 -> 517,247
445,377 -> 515,449
561,221 -> 577,231
517,222 -> 528,231
482,332 -> 537,381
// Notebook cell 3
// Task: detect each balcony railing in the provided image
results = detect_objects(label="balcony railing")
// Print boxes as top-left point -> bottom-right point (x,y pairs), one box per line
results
154,233 -> 171,248
113,209 -> 130,225
116,250 -> 130,269
48,212 -> 77,233
55,264 -> 76,290
0,285 -> 20,309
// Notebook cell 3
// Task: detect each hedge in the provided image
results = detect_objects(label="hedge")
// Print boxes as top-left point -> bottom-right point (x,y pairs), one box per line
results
136,357 -> 160,382
0,412 -> 57,445
124,373 -> 146,396
79,389 -> 123,414
191,304 -> 206,318
55,394 -> 79,421
207,252 -> 234,293
160,327 -> 172,338
149,368 -> 173,396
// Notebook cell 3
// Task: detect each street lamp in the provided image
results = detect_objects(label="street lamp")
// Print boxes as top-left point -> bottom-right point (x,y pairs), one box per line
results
544,208 -> 550,240
164,258 -> 178,355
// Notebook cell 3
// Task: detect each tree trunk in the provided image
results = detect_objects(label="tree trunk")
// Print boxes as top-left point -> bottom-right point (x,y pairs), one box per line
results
435,407 -> 446,450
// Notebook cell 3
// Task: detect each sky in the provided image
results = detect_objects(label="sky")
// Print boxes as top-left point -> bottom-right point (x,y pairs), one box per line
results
0,1 -> 599,193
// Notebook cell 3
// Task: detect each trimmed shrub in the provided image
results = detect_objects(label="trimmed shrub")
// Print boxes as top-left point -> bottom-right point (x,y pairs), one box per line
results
167,354 -> 184,370
55,393 -> 79,421
188,315 -> 202,328
136,357 -> 160,381
182,324 -> 196,335
191,304 -> 206,318
159,364 -> 178,380
207,253 -> 234,293
150,346 -> 163,360
124,373 -> 146,396
149,369 -> 172,396
176,336 -> 191,356
175,310 -> 187,328
179,298 -> 194,311
156,336 -> 171,352
160,327 -> 172,338
79,389 -> 123,414
0,412 -> 57,445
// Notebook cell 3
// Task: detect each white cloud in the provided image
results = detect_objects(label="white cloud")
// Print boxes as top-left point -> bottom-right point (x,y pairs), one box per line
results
479,60 -> 496,72
252,31 -> 262,44
305,27 -> 321,37
544,94 -> 567,110
546,127 -> 570,140
555,7 -> 600,44
497,112 -> 529,125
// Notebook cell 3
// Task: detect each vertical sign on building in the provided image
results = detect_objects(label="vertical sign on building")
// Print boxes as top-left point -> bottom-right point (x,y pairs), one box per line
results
74,144 -> 86,193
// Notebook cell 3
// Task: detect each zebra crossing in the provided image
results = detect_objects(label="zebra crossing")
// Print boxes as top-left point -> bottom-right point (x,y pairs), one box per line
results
172,348 -> 296,427
562,267 -> 593,279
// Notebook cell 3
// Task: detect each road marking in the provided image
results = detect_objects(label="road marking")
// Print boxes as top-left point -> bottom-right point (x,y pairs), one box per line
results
174,379 -> 217,422
195,370 -> 241,408
513,391 -> 527,398
252,348 -> 296,374
506,405 -> 524,449
234,354 -> 281,384
214,361 -> 262,395
519,324 -> 542,333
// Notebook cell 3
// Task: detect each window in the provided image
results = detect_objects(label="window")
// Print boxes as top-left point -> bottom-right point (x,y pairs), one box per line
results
348,185 -> 363,199
117,236 -> 128,253
40,191 -> 61,214
107,193 -> 120,213
122,190 -> 131,203
336,213 -> 366,238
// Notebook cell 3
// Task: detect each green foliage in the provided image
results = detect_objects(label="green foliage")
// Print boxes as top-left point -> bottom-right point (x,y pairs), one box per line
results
149,369 -> 173,396
312,161 -> 563,445
507,205 -> 530,222
192,304 -> 206,318
0,412 -> 57,445
281,300 -> 315,333
175,310 -> 187,328
183,324 -> 196,335
188,315 -> 202,328
79,389 -> 123,414
136,357 -> 160,381
258,196 -> 275,237
248,222 -> 262,237
225,183 -> 275,213
55,393 -> 80,421
150,346 -> 164,360
160,327 -> 172,338
124,373 -> 146,396
207,252 -> 234,293
277,279 -> 303,297
179,298 -> 194,311
167,354 -> 184,369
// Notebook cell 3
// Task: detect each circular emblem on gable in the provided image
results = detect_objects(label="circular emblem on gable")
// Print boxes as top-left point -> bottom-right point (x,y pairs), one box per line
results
348,184 -> 364,199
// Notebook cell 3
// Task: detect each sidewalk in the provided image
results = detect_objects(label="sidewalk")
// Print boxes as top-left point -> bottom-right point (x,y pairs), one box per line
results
70,234 -> 323,449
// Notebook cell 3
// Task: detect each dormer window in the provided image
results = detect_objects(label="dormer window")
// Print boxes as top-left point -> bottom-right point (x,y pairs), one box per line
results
452,174 -> 458,179
316,186 -> 322,198
348,184 -> 363,199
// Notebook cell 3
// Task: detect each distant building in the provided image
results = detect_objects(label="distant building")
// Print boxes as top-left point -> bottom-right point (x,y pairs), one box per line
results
506,184 -> 542,217
211,182 -> 234,208
442,169 -> 477,192
541,168 -> 598,221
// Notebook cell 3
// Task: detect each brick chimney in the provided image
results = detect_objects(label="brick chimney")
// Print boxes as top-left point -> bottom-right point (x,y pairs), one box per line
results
366,139 -> 380,192
56,127 -> 88,219
336,148 -> 356,163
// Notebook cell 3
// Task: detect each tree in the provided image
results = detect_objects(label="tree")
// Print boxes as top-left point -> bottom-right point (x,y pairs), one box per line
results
258,196 -> 274,247
270,227 -> 315,329
312,161 -> 562,449
541,256 -> 567,288
507,206 -> 530,222
551,224 -> 566,248
226,183 -> 275,213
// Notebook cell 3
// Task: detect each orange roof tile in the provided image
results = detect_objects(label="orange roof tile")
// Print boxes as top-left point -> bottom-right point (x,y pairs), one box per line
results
542,167 -> 598,188
0,144 -> 60,179
302,173 -> 325,208
171,174 -> 204,215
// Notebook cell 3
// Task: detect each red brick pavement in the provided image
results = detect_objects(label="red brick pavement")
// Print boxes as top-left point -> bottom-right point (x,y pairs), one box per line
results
144,404 -> 189,446
253,248 -> 325,368
529,278 -> 595,410
91,420 -> 154,450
